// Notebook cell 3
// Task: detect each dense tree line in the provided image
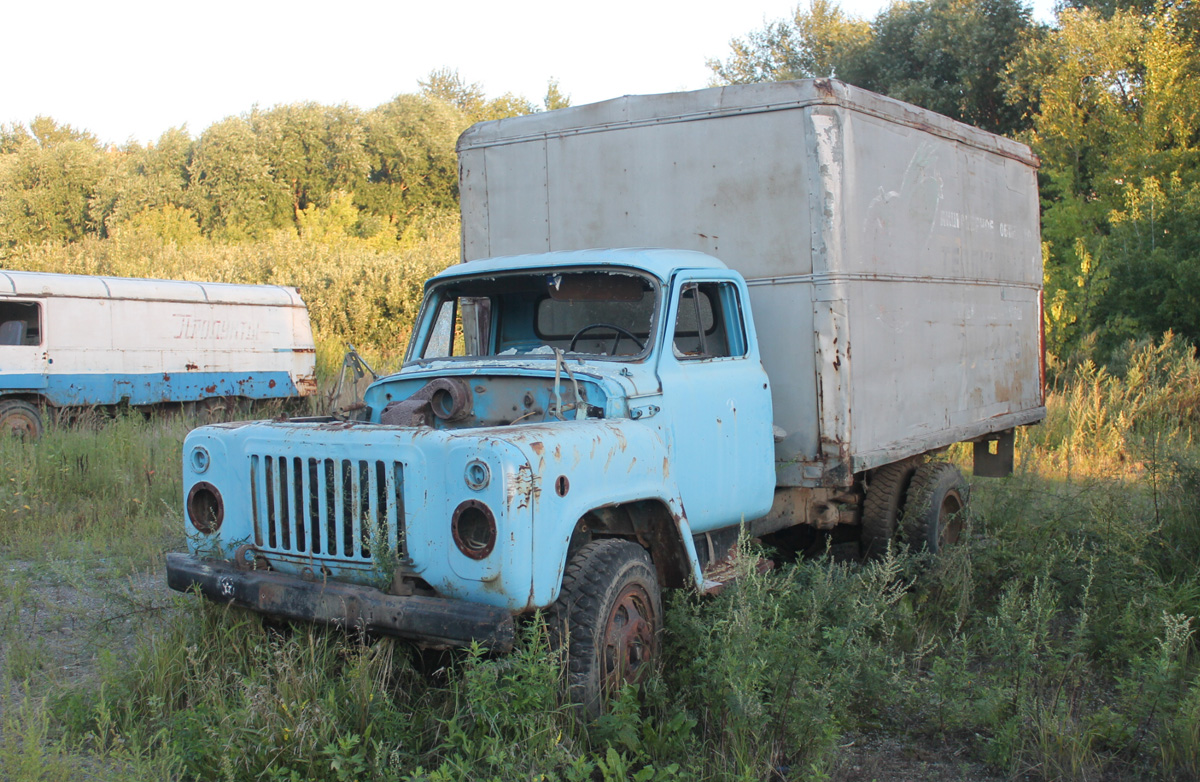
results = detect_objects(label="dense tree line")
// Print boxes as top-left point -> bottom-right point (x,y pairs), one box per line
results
5,6 -> 1200,363
712,0 -> 1200,362
0,72 -> 566,355
0,71 -> 561,250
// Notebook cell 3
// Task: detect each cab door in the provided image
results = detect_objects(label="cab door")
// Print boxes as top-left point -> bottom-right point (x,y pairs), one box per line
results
654,273 -> 775,533
0,299 -> 48,391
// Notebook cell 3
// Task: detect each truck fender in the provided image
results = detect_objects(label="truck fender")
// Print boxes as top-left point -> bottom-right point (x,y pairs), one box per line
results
557,499 -> 705,598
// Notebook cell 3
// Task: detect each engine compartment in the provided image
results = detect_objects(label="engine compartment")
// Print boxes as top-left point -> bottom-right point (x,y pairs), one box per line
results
365,374 -> 608,429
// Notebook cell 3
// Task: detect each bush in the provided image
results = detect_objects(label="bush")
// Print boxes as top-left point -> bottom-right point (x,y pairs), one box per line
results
3,210 -> 459,365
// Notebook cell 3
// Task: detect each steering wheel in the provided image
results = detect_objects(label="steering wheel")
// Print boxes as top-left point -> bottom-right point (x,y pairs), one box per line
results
568,323 -> 645,354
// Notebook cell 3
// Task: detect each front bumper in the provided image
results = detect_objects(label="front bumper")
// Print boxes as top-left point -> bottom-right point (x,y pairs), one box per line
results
166,553 -> 515,651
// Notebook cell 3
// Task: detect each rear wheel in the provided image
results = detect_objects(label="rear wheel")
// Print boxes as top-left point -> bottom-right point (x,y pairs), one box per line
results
860,460 -> 919,558
903,462 -> 969,553
0,399 -> 44,440
547,539 -> 662,717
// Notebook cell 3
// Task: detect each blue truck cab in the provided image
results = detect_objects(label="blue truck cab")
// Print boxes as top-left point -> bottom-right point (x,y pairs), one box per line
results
168,248 -> 776,710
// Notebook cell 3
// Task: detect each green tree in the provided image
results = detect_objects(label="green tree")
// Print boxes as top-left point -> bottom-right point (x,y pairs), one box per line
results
357,94 -> 468,237
544,79 -> 571,111
109,204 -> 204,247
0,117 -> 112,246
1060,0 -> 1200,28
419,67 -> 489,116
1012,6 -> 1200,354
419,67 -> 539,122
249,103 -> 369,221
0,123 -> 33,155
27,116 -> 98,148
854,0 -> 1039,135
708,0 -> 871,82
95,127 -> 195,235
296,189 -> 362,244
186,117 -> 292,241
710,0 -> 1038,136
477,92 -> 538,121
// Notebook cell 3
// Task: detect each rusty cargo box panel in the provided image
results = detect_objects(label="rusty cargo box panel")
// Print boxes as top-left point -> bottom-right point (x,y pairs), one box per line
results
457,79 -> 1044,486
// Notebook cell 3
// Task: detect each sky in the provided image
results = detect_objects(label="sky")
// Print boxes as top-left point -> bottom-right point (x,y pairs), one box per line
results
4,0 -> 1058,147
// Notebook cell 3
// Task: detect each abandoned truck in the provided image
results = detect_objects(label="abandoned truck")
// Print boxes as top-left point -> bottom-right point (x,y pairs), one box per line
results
167,79 -> 1045,712
0,270 -> 317,438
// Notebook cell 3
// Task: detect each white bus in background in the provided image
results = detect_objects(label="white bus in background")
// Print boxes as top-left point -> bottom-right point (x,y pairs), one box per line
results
0,270 -> 317,438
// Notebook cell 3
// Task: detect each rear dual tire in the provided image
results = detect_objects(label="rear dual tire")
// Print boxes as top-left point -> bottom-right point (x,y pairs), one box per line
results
860,460 -> 919,558
903,462 -> 969,554
861,460 -> 968,557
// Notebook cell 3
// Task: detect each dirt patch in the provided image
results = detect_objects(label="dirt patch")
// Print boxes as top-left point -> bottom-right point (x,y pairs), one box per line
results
0,557 -> 175,693
828,734 -> 1004,782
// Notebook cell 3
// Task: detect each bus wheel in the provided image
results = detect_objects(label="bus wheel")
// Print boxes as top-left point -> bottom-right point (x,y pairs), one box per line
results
0,400 -> 44,440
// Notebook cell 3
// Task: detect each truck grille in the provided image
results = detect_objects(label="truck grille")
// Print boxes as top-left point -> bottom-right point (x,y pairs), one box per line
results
249,454 -> 405,562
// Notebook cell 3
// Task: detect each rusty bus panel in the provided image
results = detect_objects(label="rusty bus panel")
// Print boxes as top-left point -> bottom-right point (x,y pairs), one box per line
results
0,270 -> 317,415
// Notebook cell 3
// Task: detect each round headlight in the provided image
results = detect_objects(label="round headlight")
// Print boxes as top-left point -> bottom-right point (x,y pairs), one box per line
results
464,460 -> 490,491
452,500 -> 497,559
190,445 -> 211,473
187,482 -> 224,533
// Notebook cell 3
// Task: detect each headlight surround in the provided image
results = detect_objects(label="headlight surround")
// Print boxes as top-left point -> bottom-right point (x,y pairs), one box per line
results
464,459 -> 490,491
187,482 -> 224,533
452,499 -> 497,560
189,445 -> 211,473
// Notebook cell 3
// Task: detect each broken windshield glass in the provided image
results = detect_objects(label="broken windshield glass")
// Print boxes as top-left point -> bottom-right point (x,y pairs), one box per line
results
412,269 -> 658,361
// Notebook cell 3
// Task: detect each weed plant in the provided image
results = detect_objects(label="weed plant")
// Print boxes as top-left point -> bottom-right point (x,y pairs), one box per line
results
0,414 -> 187,563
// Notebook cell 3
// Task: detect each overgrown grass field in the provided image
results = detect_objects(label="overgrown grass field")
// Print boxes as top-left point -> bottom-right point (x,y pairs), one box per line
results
2,338 -> 1200,781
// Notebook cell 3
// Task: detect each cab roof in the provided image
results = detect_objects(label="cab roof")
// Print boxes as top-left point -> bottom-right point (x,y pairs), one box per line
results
429,248 -> 728,284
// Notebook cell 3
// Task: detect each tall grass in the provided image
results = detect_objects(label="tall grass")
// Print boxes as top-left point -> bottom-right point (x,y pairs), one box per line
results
1029,332 -> 1200,479
0,414 -> 187,562
2,318 -> 1200,779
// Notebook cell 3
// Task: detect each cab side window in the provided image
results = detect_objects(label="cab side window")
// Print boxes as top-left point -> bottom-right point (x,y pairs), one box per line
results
672,282 -> 747,360
0,301 -> 40,346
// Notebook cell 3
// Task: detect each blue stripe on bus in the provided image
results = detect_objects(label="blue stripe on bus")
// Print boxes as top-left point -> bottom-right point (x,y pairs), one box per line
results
0,371 -> 301,406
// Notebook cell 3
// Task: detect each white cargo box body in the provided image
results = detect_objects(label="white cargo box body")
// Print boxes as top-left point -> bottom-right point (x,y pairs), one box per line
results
458,78 -> 1045,486
0,270 -> 316,407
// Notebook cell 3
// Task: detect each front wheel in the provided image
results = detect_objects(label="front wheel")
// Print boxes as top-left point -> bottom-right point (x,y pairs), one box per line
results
547,539 -> 662,717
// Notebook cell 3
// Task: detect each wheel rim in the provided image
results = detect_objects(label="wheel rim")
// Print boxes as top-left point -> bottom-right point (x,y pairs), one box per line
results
1,410 -> 38,439
602,583 -> 657,691
938,490 -> 964,545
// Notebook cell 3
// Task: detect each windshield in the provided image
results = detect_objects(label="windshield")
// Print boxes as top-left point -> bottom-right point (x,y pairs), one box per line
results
410,269 -> 658,362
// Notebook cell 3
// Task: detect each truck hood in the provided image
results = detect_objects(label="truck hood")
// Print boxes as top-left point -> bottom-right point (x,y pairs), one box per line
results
393,357 -> 659,394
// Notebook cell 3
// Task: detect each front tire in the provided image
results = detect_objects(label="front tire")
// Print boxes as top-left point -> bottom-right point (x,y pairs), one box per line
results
547,539 -> 662,717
